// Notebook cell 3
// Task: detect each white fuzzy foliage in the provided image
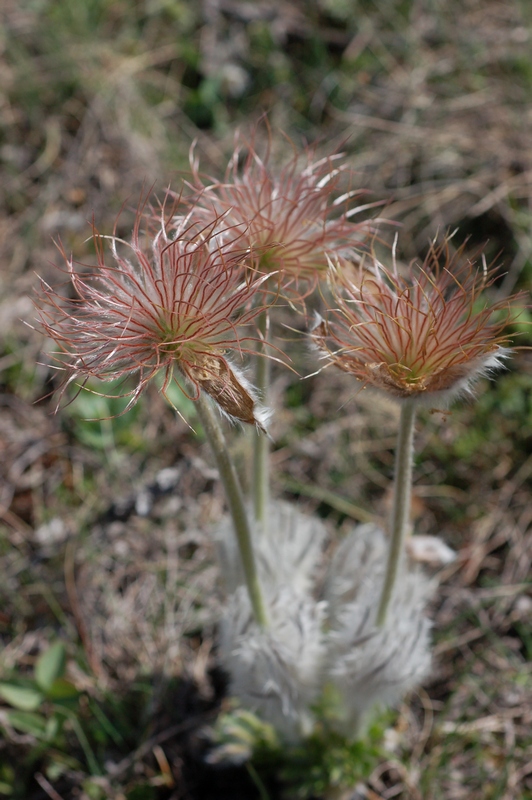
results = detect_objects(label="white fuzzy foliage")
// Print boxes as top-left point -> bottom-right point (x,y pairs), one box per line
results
324,523 -> 388,613
217,509 -> 433,743
323,525 -> 433,738
218,585 -> 327,742
216,500 -> 326,597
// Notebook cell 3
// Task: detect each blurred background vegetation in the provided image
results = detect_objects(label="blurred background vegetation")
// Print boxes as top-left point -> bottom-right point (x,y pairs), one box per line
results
0,1 -> 531,798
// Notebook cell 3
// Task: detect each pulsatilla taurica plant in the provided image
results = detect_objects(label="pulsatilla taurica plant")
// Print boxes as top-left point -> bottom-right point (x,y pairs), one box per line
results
211,235 -> 517,763
313,241 -> 515,626
35,131 -> 522,797
177,129 -> 378,538
38,202 -> 272,625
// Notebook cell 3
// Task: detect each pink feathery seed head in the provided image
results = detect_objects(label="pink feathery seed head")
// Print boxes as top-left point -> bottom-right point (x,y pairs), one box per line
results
312,239 -> 516,403
178,127 -> 378,297
36,201 -> 272,429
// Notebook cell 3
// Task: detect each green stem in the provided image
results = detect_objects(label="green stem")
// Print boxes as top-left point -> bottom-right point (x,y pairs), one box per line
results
253,309 -> 270,534
195,390 -> 268,628
56,709 -> 101,776
246,762 -> 271,800
376,399 -> 417,628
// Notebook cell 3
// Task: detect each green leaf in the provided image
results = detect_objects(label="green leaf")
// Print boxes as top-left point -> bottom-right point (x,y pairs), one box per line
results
5,710 -> 48,737
45,714 -> 62,740
126,785 -> 157,800
35,642 -> 66,692
46,677 -> 79,702
0,683 -> 44,711
45,759 -> 67,782
0,764 -> 14,785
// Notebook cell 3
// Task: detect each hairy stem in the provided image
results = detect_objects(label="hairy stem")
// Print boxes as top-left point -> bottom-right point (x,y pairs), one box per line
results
253,309 -> 270,534
195,390 -> 268,628
376,399 -> 417,627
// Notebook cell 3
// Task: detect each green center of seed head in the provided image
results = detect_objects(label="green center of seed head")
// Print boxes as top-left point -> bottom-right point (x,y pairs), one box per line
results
158,313 -> 204,359
389,361 -> 423,386
159,328 -> 183,357
257,247 -> 279,273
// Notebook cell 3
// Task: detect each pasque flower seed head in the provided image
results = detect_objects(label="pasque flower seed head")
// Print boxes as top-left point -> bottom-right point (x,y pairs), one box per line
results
313,239 -> 514,403
182,128 -> 375,295
37,201 -> 270,428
